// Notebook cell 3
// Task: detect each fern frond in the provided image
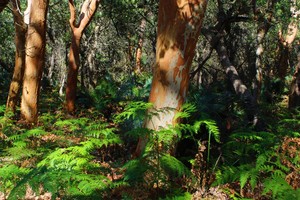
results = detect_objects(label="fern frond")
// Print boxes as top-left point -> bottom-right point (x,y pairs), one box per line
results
263,174 -> 294,198
159,154 -> 190,178
114,101 -> 153,123
123,159 -> 149,184
174,103 -> 197,120
194,119 -> 220,143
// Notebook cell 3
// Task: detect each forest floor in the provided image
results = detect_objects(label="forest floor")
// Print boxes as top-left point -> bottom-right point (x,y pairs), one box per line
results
0,90 -> 299,199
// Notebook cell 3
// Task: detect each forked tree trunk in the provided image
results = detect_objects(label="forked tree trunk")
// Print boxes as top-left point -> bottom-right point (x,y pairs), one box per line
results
65,0 -> 100,113
135,0 -> 208,157
6,0 -> 27,115
20,0 -> 49,123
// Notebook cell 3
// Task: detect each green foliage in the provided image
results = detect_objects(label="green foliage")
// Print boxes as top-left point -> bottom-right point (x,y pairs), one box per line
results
159,154 -> 190,178
91,77 -> 118,110
214,109 -> 300,199
114,101 -> 153,123
0,165 -> 30,193
0,109 -> 123,199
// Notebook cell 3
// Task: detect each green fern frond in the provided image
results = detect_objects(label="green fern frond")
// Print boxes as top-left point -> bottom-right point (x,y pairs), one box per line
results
159,154 -> 190,178
6,146 -> 37,160
123,158 -> 150,184
256,154 -> 268,168
114,101 -> 153,123
263,174 -> 294,198
174,103 -> 197,120
258,164 -> 274,172
0,164 -> 30,181
193,119 -> 220,143
240,171 -> 250,189
8,128 -> 47,141
55,118 -> 89,132
0,164 -> 30,193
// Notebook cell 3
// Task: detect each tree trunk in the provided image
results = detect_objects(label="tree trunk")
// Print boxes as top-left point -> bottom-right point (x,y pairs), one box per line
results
276,0 -> 298,81
135,0 -> 208,157
134,18 -> 146,74
288,44 -> 300,109
252,0 -> 275,102
6,0 -> 27,115
202,27 -> 258,124
20,0 -> 49,123
65,0 -> 100,114
216,37 -> 258,124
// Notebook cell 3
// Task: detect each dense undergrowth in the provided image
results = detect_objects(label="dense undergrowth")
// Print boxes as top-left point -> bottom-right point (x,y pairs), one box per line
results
0,77 -> 299,199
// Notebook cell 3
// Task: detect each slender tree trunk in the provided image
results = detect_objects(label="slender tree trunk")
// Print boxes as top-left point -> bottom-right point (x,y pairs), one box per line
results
65,0 -> 100,113
135,0 -> 208,157
252,0 -> 275,102
66,32 -> 81,113
288,44 -> 300,109
276,0 -> 298,81
216,37 -> 258,124
20,0 -> 49,123
202,27 -> 258,125
135,18 -> 146,74
6,0 -> 27,114
253,22 -> 270,101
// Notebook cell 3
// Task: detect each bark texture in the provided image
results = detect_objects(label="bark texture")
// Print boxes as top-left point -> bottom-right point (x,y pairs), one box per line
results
135,0 -> 207,156
135,18 -> 146,74
6,0 -> 27,114
276,0 -> 299,80
252,1 -> 274,101
66,0 -> 100,113
20,0 -> 49,123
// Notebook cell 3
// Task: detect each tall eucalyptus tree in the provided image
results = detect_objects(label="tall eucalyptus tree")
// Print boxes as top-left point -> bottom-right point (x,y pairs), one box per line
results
65,0 -> 100,114
20,0 -> 49,123
135,0 -> 208,156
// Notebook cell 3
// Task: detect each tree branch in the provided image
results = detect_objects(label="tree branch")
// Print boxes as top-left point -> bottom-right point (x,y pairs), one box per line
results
68,0 -> 77,30
78,0 -> 100,33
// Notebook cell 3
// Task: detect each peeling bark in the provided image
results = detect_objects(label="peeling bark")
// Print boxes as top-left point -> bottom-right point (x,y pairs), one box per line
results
6,0 -> 27,115
135,0 -> 207,157
65,0 -> 100,113
20,0 -> 49,123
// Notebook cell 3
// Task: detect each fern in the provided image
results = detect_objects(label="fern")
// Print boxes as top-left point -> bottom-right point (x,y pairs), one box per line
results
8,128 -> 47,141
263,174 -> 295,199
174,103 -> 197,120
55,118 -> 89,133
114,101 -> 153,123
123,158 -> 150,184
159,154 -> 190,178
0,164 -> 30,193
